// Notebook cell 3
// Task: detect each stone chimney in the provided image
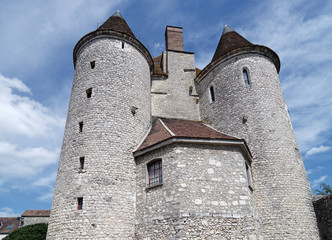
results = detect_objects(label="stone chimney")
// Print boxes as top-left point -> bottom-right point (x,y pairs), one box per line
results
165,26 -> 184,52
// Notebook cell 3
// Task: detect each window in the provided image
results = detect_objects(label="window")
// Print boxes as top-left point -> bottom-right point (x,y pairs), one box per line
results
147,159 -> 162,187
243,69 -> 250,85
90,61 -> 95,69
122,41 -> 125,49
189,86 -> 193,96
77,197 -> 83,210
209,86 -> 215,102
245,162 -> 253,190
86,88 -> 92,98
79,121 -> 83,132
80,157 -> 85,170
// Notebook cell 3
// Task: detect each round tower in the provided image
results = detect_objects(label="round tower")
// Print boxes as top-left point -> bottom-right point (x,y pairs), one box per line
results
195,26 -> 319,239
47,11 -> 153,239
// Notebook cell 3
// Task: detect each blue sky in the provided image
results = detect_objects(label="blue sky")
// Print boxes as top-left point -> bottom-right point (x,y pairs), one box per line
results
0,0 -> 331,217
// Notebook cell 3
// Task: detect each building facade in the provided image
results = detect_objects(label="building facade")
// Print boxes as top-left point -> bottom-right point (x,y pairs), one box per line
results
47,11 -> 319,239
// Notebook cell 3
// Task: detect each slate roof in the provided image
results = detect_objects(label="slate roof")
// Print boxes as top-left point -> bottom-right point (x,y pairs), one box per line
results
0,217 -> 20,234
212,25 -> 253,63
136,118 -> 239,151
21,210 -> 50,217
97,11 -> 135,38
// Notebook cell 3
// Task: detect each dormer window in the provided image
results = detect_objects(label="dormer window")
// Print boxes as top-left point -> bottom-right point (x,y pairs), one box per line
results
243,69 -> 250,85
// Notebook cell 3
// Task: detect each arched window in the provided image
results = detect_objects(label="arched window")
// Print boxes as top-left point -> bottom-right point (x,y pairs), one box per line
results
243,69 -> 250,85
209,86 -> 215,102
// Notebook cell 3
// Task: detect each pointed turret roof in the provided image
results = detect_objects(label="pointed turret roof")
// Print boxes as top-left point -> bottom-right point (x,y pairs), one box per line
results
211,25 -> 253,63
97,11 -> 135,38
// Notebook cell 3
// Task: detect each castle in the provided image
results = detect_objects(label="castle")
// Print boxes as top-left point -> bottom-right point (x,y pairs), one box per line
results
47,11 -> 320,239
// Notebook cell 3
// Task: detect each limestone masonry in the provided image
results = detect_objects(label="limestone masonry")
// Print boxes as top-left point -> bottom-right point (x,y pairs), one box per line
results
47,11 -> 320,239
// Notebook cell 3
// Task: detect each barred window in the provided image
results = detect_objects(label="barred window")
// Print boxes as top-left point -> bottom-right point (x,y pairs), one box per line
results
147,159 -> 162,187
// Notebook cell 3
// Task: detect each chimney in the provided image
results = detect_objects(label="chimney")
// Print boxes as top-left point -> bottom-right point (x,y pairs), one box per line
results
165,26 -> 184,52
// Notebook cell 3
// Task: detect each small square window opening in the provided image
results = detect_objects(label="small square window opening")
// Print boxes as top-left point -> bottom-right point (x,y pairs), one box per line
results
86,88 -> 92,98
80,157 -> 85,170
77,197 -> 83,210
90,61 -> 95,69
79,122 -> 83,132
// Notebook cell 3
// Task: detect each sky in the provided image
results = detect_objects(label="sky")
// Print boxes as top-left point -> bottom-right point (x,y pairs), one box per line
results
0,0 -> 331,217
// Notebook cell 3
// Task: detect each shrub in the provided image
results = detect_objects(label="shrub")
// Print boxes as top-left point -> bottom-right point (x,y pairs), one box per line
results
3,223 -> 48,240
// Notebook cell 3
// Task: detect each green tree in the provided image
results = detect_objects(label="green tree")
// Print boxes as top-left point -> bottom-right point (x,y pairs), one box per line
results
3,223 -> 47,240
315,183 -> 332,195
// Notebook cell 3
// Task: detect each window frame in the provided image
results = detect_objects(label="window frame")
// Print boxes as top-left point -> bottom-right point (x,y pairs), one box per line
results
146,159 -> 162,188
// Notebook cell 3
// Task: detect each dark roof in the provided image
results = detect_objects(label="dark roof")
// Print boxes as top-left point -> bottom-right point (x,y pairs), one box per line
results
212,25 -> 253,63
21,210 -> 50,217
97,11 -> 135,38
0,217 -> 20,234
136,118 -> 238,151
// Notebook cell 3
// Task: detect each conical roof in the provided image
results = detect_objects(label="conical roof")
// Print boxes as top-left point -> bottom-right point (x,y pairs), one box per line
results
211,25 -> 253,62
97,11 -> 135,38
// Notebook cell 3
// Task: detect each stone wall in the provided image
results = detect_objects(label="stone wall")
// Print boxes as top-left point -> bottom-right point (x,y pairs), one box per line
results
22,216 -> 49,226
135,143 -> 262,239
313,194 -> 332,239
47,36 -> 151,239
196,52 -> 319,239
151,51 -> 200,120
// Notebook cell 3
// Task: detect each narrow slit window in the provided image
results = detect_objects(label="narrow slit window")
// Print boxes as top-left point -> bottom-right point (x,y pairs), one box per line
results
243,69 -> 250,85
79,121 -> 83,132
189,86 -> 193,96
245,162 -> 253,190
122,42 -> 125,49
77,197 -> 83,210
86,88 -> 92,98
80,157 -> 85,170
147,159 -> 162,187
210,86 -> 215,102
90,61 -> 95,69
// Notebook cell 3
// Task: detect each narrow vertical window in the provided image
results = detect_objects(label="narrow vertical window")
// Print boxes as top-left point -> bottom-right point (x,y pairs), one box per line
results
90,61 -> 95,69
147,159 -> 162,187
77,197 -> 83,210
245,162 -> 253,190
243,69 -> 250,85
122,41 -> 125,49
80,157 -> 85,170
189,86 -> 193,96
86,88 -> 92,98
79,121 -> 83,132
209,86 -> 215,102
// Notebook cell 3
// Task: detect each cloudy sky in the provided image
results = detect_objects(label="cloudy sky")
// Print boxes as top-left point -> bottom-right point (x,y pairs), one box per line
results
0,0 -> 331,217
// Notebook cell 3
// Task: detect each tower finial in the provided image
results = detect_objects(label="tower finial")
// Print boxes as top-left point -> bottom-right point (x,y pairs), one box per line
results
222,24 -> 234,35
112,10 -> 123,18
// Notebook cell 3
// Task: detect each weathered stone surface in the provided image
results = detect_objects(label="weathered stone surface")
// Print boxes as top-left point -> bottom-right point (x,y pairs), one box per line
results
196,53 -> 319,239
313,194 -> 332,239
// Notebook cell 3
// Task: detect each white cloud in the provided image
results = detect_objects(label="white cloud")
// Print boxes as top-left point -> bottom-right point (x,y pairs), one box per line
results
37,191 -> 54,202
306,145 -> 331,156
0,142 -> 59,179
0,73 -> 65,139
0,207 -> 19,217
312,175 -> 327,188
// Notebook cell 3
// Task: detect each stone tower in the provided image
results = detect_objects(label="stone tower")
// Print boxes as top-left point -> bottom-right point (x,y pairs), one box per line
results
196,26 -> 319,239
47,11 -> 153,239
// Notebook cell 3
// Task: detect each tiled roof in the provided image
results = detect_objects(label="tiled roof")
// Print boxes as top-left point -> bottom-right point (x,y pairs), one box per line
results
153,55 -> 163,75
21,210 -> 50,217
0,217 -> 20,234
195,67 -> 201,76
211,25 -> 253,63
136,118 -> 238,151
97,11 -> 135,38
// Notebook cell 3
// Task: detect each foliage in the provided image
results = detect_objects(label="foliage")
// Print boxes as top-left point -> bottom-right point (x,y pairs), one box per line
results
315,183 -> 332,195
3,223 -> 47,240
